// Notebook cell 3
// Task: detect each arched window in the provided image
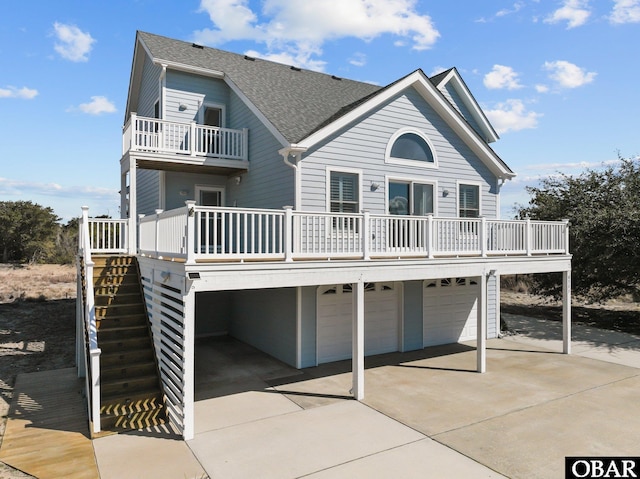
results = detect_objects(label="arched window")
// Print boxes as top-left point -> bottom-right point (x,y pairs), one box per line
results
385,129 -> 437,167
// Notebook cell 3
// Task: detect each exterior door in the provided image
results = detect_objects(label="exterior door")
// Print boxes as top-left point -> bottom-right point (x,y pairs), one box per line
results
195,186 -> 224,253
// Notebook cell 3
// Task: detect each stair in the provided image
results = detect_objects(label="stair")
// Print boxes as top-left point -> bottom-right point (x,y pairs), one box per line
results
92,255 -> 166,436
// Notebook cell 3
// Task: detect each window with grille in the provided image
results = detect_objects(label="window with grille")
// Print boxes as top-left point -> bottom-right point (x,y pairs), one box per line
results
459,184 -> 480,218
330,171 -> 359,213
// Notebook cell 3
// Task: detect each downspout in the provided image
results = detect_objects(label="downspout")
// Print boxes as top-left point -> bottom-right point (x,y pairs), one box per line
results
280,145 -> 307,210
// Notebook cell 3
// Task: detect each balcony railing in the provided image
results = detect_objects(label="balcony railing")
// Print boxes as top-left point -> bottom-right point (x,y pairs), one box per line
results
122,113 -> 248,161
127,203 -> 569,263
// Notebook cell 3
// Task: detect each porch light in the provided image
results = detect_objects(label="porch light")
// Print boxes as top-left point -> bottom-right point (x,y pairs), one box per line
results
179,103 -> 188,111
370,182 -> 380,191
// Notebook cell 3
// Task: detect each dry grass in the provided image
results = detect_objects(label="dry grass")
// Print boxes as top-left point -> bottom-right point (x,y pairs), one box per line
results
0,264 -> 76,303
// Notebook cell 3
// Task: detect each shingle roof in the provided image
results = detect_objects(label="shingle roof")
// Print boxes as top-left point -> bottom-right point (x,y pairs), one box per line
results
138,31 -> 382,144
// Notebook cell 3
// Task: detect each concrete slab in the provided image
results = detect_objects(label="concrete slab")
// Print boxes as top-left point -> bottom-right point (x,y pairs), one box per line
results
187,401 -> 424,479
360,339 -> 639,436
93,431 -> 206,479
503,313 -> 640,368
434,374 -> 640,479
194,388 -> 301,434
305,438 -> 507,479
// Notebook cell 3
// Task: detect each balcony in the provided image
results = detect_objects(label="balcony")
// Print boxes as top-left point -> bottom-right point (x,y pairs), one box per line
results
83,204 -> 569,264
122,114 -> 249,170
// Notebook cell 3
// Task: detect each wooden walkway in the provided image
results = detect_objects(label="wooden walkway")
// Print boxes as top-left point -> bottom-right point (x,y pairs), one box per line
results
0,368 -> 99,479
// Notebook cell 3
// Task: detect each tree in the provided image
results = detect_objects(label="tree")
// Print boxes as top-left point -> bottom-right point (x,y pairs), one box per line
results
0,201 -> 61,263
515,156 -> 640,302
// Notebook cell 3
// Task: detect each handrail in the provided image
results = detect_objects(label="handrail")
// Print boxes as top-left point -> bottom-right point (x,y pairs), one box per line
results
124,114 -> 248,161
78,206 -> 101,435
89,206 -> 570,263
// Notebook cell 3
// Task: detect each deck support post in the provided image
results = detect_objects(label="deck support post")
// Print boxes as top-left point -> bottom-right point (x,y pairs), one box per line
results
352,280 -> 365,400
477,272 -> 488,373
563,270 -> 571,354
127,156 -> 137,255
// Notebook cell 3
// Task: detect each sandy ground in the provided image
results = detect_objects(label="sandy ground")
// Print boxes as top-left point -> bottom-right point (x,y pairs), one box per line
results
0,264 -> 76,478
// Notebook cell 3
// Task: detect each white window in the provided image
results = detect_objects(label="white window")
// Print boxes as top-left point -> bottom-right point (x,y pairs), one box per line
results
385,128 -> 438,168
329,171 -> 360,213
458,183 -> 480,218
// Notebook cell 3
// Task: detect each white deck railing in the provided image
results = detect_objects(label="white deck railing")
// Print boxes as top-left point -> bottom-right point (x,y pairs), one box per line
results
128,203 -> 570,263
87,218 -> 129,254
77,206 -> 101,435
122,113 -> 248,161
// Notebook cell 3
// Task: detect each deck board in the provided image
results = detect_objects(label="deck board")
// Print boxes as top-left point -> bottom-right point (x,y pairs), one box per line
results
0,368 -> 99,479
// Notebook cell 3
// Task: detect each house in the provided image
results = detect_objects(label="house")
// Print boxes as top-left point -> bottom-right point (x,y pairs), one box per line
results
76,31 -> 572,441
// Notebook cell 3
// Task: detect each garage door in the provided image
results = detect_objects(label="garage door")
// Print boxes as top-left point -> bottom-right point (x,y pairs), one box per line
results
317,283 -> 399,364
423,278 -> 478,347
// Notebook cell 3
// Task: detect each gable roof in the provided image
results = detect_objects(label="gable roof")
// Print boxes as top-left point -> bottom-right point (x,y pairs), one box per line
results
129,31 -> 514,179
134,31 -> 381,145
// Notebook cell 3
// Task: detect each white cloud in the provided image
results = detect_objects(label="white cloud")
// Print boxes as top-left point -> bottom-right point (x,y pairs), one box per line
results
194,0 -> 439,71
485,99 -> 542,134
544,0 -> 591,28
610,0 -> 640,23
483,65 -> 523,90
0,86 -> 38,99
535,84 -> 549,93
69,96 -> 117,115
0,177 -> 117,200
53,22 -> 95,62
496,1 -> 525,17
543,60 -> 596,88
349,52 -> 367,67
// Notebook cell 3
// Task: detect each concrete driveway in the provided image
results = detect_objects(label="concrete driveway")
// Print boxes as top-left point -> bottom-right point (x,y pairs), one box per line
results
93,318 -> 640,479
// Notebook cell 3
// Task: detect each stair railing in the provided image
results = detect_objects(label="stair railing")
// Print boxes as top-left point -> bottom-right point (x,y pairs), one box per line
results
78,206 -> 102,435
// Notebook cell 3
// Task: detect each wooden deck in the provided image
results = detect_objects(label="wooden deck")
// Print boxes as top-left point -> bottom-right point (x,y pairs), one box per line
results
0,368 -> 99,479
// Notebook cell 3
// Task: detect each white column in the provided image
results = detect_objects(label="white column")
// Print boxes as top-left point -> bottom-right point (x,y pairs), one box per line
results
128,157 -> 137,254
352,281 -> 365,400
182,284 -> 196,440
477,273 -> 487,373
563,270 -> 572,354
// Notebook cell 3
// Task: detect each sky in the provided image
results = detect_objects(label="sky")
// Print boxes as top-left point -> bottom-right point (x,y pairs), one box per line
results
1,0 -> 639,222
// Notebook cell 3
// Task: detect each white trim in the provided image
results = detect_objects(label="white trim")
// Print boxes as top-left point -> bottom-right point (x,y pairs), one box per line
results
153,58 -> 225,79
385,176 -> 438,216
384,127 -> 438,169
199,102 -> 226,128
434,69 -> 499,143
297,70 -> 515,180
195,185 -> 225,206
325,167 -> 363,213
456,180 -> 483,218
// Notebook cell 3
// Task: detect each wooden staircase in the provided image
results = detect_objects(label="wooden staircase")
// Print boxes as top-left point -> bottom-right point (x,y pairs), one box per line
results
92,255 -> 166,436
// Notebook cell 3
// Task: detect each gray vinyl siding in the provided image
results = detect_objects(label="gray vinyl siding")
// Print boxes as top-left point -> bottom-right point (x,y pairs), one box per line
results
138,55 -> 161,117
300,87 -> 498,218
440,83 -> 484,138
226,89 -> 294,209
164,171 -> 227,210
164,71 -> 229,124
402,281 -> 423,351
230,288 -> 297,367
487,274 -> 498,339
136,169 -> 160,216
300,286 -> 317,368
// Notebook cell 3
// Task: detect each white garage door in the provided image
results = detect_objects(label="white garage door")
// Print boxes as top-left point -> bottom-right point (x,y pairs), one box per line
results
423,278 -> 478,347
317,283 -> 399,364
